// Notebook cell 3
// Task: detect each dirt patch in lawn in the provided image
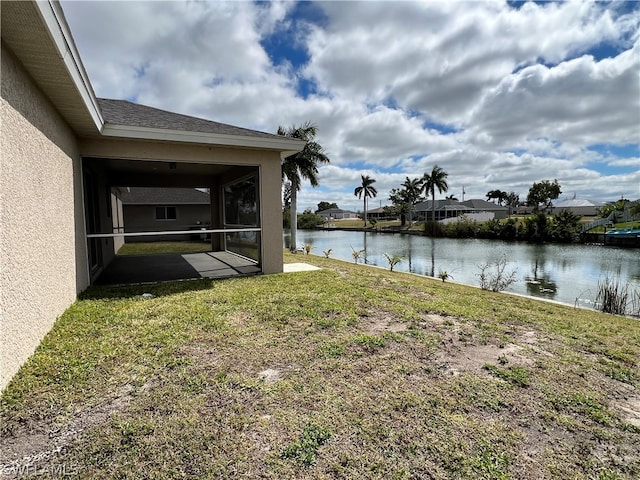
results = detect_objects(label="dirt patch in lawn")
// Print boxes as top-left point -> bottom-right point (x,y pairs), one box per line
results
361,310 -> 408,334
0,385 -> 136,477
437,339 -> 532,376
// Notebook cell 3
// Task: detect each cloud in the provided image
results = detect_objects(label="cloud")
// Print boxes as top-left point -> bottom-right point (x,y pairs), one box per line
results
468,43 -> 640,149
60,0 -> 640,212
65,1 -> 278,106
302,1 -> 633,126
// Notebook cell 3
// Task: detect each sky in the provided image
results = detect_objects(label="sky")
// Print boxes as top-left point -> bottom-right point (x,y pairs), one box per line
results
61,0 -> 639,213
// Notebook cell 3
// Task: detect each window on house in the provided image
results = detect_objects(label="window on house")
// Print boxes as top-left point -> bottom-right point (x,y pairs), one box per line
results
155,206 -> 177,220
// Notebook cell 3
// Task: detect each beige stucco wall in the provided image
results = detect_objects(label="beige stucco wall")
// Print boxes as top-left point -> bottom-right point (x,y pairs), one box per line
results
123,204 -> 211,242
259,161 -> 285,274
80,139 -> 285,274
0,44 -> 86,390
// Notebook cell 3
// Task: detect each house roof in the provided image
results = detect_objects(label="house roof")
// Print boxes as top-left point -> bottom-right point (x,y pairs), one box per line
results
317,208 -> 357,215
97,99 -> 305,152
98,99 -> 279,140
554,199 -> 603,208
120,188 -> 210,205
367,206 -> 390,214
415,199 -> 507,212
461,199 -> 509,210
1,1 -> 305,155
415,199 -> 464,211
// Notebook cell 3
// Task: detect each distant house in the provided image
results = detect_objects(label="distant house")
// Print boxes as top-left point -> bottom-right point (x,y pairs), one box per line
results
1,0 -> 304,390
414,199 -> 509,221
518,199 -> 604,216
121,187 -> 211,242
551,199 -> 603,216
367,206 -> 393,220
460,199 -> 510,219
316,208 -> 359,220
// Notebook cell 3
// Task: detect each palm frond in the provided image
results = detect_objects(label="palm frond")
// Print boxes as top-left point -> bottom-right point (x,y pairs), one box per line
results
279,123 -> 330,190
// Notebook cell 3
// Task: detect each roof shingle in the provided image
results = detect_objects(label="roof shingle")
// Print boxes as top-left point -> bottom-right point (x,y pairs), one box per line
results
98,98 -> 283,140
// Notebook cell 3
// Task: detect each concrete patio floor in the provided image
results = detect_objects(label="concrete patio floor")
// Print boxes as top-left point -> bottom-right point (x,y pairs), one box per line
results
95,251 -> 261,285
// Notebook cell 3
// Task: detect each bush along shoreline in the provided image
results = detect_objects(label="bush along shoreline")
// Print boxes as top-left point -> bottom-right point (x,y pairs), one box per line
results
423,212 -> 585,243
302,212 -> 640,247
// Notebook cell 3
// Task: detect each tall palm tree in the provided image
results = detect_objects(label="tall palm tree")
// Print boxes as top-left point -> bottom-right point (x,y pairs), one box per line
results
422,165 -> 449,222
401,176 -> 422,226
279,122 -> 330,251
354,175 -> 377,227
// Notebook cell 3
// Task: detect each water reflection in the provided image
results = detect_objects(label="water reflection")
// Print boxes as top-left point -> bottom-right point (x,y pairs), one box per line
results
524,276 -> 558,299
284,229 -> 640,307
525,247 -> 558,299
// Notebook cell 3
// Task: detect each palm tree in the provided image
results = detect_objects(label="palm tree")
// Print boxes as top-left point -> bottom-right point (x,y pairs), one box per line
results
422,165 -> 449,222
354,175 -> 377,227
279,122 -> 330,252
486,189 -> 508,205
401,177 -> 422,226
445,194 -> 458,201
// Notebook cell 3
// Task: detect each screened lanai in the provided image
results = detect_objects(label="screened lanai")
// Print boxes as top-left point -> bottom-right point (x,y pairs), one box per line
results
82,155 -> 275,285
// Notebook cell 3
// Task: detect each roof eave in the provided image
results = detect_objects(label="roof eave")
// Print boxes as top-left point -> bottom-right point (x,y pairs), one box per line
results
34,0 -> 103,132
101,124 -> 306,153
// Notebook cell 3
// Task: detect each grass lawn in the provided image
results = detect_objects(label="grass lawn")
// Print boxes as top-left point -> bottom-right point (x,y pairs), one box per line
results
329,219 -> 421,230
117,241 -> 212,255
1,252 -> 639,479
588,222 -> 640,234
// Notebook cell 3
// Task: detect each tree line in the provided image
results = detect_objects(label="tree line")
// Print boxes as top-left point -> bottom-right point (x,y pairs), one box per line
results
278,121 -> 637,249
352,165 -> 451,227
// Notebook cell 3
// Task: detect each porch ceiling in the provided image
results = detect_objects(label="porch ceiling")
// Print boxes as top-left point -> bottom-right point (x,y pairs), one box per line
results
84,157 -> 256,188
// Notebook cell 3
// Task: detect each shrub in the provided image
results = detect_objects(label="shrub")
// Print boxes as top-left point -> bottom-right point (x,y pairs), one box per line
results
596,277 -> 629,316
520,213 -> 548,243
478,219 -> 502,239
476,256 -> 518,292
383,253 -> 403,271
423,221 -> 446,237
351,247 -> 365,264
438,271 -> 452,282
297,210 -> 326,229
444,216 -> 478,238
550,210 -> 582,243
499,218 -> 518,240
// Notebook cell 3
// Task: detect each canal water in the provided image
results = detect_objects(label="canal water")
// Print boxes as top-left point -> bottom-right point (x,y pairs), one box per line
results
284,229 -> 640,309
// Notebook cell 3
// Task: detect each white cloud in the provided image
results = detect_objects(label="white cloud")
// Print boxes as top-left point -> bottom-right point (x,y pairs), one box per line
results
303,0 -> 633,126
468,43 -> 640,149
60,0 -> 640,210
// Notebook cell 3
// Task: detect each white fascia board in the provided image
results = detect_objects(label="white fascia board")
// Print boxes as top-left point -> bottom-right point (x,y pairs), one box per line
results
102,124 -> 306,152
35,1 -> 103,131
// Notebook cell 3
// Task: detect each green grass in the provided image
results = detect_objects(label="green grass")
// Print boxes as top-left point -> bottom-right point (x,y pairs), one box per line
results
1,251 -> 639,479
588,221 -> 640,233
327,219 -> 424,231
117,241 -> 212,255
327,219 -> 401,229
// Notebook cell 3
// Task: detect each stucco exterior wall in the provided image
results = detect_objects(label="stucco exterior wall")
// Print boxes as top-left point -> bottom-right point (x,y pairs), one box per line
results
259,161 -> 284,274
123,204 -> 211,242
0,44 -> 86,390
